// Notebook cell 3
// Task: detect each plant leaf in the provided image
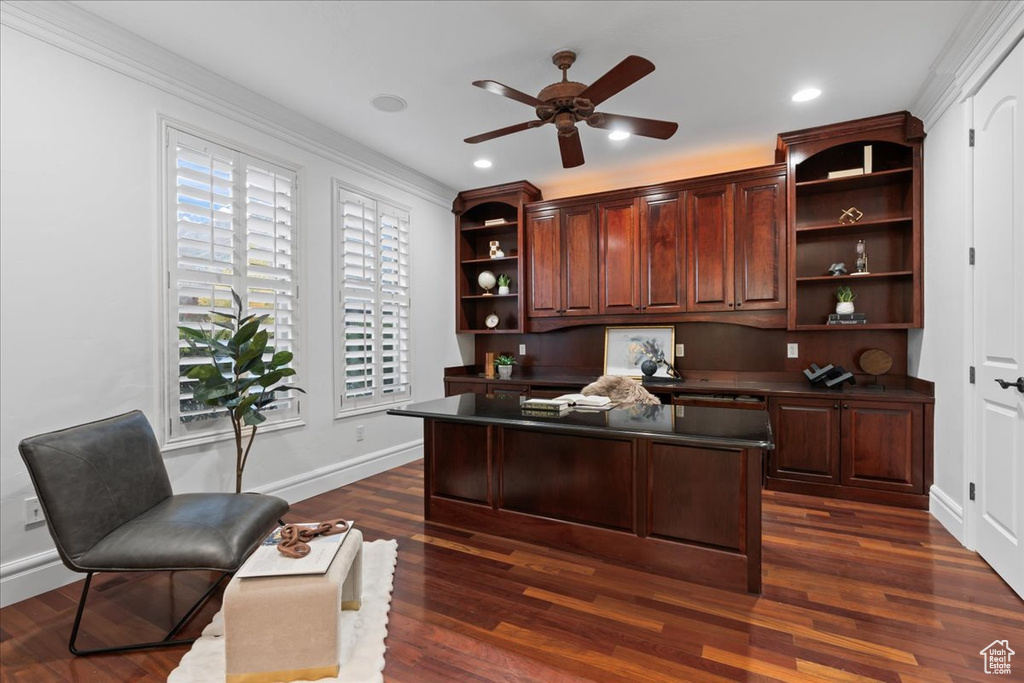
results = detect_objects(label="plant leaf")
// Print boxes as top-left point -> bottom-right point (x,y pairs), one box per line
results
269,350 -> 293,368
242,409 -> 267,426
232,289 -> 242,311
258,370 -> 284,387
194,381 -> 235,403
232,319 -> 261,347
178,326 -> 208,342
186,364 -> 221,380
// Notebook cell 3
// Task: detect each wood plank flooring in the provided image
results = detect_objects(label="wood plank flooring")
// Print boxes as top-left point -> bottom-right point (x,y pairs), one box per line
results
1,460 -> 1021,682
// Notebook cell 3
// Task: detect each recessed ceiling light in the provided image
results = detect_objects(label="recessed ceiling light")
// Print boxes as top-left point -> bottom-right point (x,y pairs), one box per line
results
608,131 -> 631,141
473,159 -> 493,169
371,94 -> 407,113
792,88 -> 821,103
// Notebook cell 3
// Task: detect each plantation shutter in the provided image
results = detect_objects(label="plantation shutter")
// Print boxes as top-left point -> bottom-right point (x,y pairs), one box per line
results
336,186 -> 411,411
167,127 -> 300,439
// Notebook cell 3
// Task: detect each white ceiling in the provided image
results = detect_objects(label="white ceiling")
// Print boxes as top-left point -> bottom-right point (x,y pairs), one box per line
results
72,0 -> 971,199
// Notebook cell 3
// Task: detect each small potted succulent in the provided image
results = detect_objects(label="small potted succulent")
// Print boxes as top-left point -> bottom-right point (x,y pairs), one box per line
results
497,273 -> 511,296
494,354 -> 516,380
836,286 -> 856,314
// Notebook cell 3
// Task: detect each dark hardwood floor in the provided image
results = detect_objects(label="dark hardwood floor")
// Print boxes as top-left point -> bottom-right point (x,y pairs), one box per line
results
1,460 -> 1021,682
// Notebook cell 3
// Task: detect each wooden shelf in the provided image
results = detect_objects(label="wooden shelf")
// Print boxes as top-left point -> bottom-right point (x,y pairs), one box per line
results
461,293 -> 518,300
795,167 -> 912,194
460,256 -> 519,265
456,328 -> 521,334
460,222 -> 518,234
795,217 -> 911,234
796,271 -> 913,283
792,322 -> 916,331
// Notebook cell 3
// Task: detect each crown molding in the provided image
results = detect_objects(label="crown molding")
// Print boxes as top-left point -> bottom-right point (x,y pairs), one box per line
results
0,0 -> 456,208
911,1 -> 1024,129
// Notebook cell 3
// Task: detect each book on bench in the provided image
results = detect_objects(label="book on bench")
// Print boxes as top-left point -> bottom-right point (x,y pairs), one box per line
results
522,394 -> 616,411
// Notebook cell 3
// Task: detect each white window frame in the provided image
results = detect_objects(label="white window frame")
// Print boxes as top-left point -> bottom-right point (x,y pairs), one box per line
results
333,179 -> 412,418
162,120 -> 303,449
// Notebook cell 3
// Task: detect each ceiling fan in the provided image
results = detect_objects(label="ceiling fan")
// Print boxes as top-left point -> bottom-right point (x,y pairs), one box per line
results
465,50 -> 678,169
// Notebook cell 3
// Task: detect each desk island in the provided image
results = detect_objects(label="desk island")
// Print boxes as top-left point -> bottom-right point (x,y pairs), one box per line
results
389,395 -> 774,593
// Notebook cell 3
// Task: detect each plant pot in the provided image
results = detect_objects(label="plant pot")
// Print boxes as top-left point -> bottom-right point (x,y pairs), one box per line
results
836,301 -> 855,315
497,365 -> 513,380
498,285 -> 510,295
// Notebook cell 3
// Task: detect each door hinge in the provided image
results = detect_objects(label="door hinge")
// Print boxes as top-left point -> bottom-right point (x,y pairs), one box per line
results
969,247 -> 975,265
969,482 -> 976,501
969,366 -> 976,384
969,128 -> 975,147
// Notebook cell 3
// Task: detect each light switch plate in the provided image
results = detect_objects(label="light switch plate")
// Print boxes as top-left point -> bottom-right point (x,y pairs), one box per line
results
519,344 -> 526,355
787,343 -> 799,358
675,344 -> 684,357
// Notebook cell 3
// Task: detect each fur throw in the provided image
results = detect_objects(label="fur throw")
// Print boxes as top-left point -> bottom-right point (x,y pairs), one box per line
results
581,375 -> 661,405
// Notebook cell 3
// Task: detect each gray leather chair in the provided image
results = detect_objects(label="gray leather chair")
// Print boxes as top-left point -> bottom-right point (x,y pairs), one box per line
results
18,410 -> 290,655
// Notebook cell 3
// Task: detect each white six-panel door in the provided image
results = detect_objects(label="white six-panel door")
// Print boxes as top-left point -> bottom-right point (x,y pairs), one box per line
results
972,38 -> 1024,600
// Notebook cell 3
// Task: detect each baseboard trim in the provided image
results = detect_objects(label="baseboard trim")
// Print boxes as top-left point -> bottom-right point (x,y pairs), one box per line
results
929,484 -> 966,545
0,440 -> 423,608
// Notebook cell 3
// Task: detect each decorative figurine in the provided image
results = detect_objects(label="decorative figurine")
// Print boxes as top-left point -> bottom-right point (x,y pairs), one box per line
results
489,240 -> 504,258
838,206 -> 864,224
828,262 -> 848,276
855,239 -> 869,274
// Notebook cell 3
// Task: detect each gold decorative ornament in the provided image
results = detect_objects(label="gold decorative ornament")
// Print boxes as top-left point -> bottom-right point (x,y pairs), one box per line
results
838,207 -> 864,224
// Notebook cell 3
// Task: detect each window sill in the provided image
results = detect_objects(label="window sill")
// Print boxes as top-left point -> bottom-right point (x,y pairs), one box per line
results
162,417 -> 306,453
335,400 -> 413,420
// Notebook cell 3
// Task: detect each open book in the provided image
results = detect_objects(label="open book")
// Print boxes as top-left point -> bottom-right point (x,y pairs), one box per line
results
236,521 -> 355,578
522,394 -> 615,410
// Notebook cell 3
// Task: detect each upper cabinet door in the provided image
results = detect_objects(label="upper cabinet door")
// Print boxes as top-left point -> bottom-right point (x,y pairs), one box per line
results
734,175 -> 786,310
640,192 -> 686,314
599,199 -> 641,314
561,205 -> 600,315
526,210 -> 562,317
686,184 -> 735,311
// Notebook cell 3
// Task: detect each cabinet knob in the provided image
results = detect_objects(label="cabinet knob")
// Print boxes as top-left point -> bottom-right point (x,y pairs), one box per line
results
833,403 -> 839,409
843,403 -> 849,409
736,302 -> 742,307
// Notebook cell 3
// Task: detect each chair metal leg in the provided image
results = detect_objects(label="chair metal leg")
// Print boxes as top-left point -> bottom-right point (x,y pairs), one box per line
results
68,570 -> 231,656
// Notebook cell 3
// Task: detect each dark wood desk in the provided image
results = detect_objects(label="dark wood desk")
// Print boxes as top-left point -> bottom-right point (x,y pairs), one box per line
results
389,395 -> 773,594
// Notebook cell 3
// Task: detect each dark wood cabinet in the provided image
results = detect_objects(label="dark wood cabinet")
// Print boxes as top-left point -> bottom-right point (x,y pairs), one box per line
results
769,398 -> 840,483
734,174 -> 786,310
526,205 -> 599,317
453,182 -> 543,333
767,395 -> 926,505
841,400 -> 923,493
686,184 -> 735,311
598,199 -> 641,314
640,192 -> 686,314
777,112 -> 924,329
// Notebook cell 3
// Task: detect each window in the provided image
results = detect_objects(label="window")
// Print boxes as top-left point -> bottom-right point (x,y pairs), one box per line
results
165,126 -> 300,443
334,183 -> 411,414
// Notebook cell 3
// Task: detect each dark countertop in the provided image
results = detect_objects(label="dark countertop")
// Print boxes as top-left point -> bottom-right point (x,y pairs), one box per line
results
445,369 -> 934,402
388,394 -> 774,450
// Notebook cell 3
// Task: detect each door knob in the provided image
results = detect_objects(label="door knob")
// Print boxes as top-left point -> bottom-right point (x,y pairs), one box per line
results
994,377 -> 1024,393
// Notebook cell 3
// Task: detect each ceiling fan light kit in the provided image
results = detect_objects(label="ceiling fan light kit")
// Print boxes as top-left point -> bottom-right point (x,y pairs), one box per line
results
465,50 -> 678,168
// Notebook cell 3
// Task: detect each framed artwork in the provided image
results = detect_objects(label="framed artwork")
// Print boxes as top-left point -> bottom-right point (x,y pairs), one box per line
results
603,326 -> 676,378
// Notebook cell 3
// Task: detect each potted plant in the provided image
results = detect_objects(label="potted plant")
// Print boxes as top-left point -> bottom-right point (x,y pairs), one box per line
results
494,354 -> 516,380
179,290 -> 305,493
497,273 -> 511,295
836,286 -> 856,314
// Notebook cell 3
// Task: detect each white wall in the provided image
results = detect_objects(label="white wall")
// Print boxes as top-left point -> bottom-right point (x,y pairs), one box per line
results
0,21 -> 464,605
908,102 -> 969,542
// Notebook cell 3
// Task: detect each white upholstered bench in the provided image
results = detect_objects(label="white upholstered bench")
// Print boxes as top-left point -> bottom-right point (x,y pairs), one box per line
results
223,528 -> 363,683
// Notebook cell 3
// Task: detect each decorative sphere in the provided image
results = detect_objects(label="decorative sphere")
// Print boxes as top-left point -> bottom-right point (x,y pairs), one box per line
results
477,270 -> 497,292
641,359 -> 658,376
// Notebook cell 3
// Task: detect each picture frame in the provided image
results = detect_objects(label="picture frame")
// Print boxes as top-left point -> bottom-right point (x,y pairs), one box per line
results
603,326 -> 676,378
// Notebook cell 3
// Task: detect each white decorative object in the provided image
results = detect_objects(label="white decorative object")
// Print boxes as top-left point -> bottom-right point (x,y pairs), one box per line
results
477,270 -> 496,295
489,240 -> 501,258
498,285 -> 510,295
485,312 -> 499,329
836,301 -> 855,315
498,364 -> 513,380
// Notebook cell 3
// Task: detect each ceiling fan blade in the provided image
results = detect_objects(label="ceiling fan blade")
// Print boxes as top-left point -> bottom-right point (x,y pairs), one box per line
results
588,113 -> 678,140
464,120 -> 542,144
579,56 -> 655,106
472,80 -> 545,107
558,129 -> 585,168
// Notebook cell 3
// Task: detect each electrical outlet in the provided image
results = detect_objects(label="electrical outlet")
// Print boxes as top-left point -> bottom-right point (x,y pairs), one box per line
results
355,425 -> 365,442
787,343 -> 799,359
519,344 -> 526,355
675,344 -> 685,357
25,496 -> 42,525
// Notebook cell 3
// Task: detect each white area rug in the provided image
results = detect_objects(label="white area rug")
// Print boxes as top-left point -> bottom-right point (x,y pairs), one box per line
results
168,540 -> 398,683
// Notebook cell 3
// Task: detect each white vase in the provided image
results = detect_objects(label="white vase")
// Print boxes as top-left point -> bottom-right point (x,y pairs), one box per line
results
498,285 -> 510,295
497,365 -> 512,380
836,301 -> 855,315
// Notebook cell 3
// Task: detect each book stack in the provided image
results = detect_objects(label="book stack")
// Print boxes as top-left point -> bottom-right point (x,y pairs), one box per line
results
827,313 -> 867,325
522,394 -> 614,416
483,218 -> 508,226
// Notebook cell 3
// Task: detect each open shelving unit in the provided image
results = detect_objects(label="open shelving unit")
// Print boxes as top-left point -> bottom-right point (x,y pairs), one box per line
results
452,181 -> 542,334
777,112 -> 924,330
